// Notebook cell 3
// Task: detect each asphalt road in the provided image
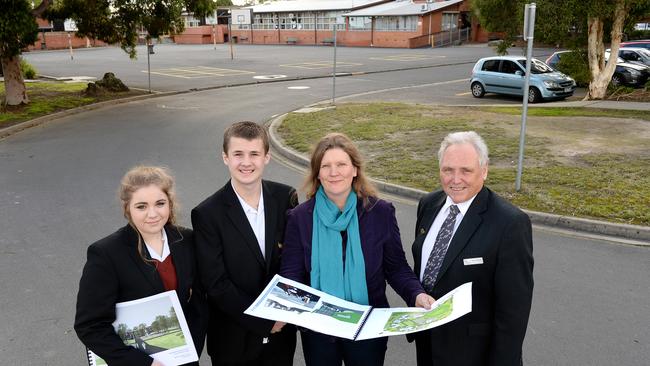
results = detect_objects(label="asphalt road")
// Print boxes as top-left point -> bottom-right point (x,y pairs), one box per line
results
23,43 -> 557,93
2,46 -> 648,365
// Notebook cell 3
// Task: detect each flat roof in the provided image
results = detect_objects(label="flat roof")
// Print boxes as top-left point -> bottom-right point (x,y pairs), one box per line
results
248,0 -> 387,13
344,0 -> 463,17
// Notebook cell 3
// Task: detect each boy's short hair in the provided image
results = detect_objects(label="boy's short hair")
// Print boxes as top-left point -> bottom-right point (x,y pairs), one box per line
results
222,121 -> 270,154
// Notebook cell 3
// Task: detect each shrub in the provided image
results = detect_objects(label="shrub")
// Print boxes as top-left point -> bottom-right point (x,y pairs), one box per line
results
626,29 -> 650,41
20,59 -> 37,79
556,50 -> 591,87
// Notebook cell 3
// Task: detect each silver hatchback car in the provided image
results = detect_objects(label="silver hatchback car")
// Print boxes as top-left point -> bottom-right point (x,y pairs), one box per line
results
470,56 -> 576,103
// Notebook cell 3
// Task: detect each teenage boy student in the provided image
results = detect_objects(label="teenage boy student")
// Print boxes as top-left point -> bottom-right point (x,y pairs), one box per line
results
192,121 -> 298,366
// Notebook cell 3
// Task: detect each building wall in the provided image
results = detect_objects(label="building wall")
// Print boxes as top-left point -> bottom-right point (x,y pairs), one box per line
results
27,32 -> 107,51
233,29 -> 338,45
173,25 -> 228,44
215,0 -> 474,48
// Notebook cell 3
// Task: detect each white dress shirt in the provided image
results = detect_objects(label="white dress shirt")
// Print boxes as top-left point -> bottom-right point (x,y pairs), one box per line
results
419,195 -> 477,281
232,183 -> 266,259
144,229 -> 170,261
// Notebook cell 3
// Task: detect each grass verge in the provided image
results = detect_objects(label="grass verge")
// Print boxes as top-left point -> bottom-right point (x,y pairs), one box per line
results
278,103 -> 650,226
0,81 -> 145,128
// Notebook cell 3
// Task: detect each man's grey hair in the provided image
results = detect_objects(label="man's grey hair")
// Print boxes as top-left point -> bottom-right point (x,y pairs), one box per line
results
438,131 -> 489,167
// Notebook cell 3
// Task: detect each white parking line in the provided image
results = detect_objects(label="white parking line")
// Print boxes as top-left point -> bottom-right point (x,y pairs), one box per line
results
142,66 -> 254,78
280,61 -> 363,69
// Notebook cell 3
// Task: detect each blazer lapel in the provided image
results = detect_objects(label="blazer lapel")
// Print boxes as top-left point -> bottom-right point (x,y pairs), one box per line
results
123,225 -> 165,293
413,194 -> 446,277
224,182 -> 266,269
263,182 -> 278,274
436,187 -> 489,285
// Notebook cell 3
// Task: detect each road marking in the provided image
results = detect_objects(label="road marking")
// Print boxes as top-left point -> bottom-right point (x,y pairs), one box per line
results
254,75 -> 287,80
130,87 -> 166,93
280,61 -> 363,69
142,66 -> 254,78
336,78 -> 467,101
370,54 -> 444,62
456,91 -> 472,96
287,86 -> 310,90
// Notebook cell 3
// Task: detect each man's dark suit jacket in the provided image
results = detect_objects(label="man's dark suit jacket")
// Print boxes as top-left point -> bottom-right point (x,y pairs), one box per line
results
411,186 -> 534,366
191,180 -> 298,364
75,224 -> 208,366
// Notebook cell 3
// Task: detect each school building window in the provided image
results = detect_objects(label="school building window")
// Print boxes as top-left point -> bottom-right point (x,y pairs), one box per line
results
348,17 -> 372,31
442,12 -> 459,30
375,16 -> 418,32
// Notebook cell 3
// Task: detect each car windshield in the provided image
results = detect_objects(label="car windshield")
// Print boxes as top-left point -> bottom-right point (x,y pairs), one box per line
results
517,58 -> 554,74
637,49 -> 650,60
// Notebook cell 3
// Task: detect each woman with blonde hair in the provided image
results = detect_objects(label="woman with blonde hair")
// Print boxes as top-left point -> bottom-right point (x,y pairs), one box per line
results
280,133 -> 434,366
75,166 -> 207,366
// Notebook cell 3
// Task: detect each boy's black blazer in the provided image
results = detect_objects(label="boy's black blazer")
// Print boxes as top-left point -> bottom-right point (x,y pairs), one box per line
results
191,180 -> 298,364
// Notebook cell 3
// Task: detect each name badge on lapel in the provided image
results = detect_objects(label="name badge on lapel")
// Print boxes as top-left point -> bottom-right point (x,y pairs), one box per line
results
463,257 -> 483,266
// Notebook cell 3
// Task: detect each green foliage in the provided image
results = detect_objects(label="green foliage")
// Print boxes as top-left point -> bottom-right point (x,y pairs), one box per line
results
20,59 -> 37,79
626,29 -> 650,40
473,0 -> 650,50
49,0 -> 217,58
472,0 -> 522,38
555,50 -> 591,86
0,0 -> 39,58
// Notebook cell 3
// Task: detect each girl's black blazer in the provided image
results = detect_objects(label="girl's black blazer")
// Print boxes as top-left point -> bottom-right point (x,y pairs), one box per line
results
74,224 -> 208,366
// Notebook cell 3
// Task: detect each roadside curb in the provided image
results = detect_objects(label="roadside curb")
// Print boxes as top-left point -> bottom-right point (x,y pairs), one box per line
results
268,112 -> 650,245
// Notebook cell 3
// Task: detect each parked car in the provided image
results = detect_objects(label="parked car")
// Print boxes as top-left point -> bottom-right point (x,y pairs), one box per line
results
620,40 -> 650,50
470,56 -> 576,103
605,47 -> 650,67
546,50 -> 649,88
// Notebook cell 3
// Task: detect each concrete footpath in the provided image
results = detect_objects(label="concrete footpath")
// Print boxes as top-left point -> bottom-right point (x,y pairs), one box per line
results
266,104 -> 650,245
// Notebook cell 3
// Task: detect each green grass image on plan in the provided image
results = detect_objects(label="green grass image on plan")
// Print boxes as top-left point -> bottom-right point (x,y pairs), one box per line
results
383,297 -> 453,332
145,330 -> 186,349
331,310 -> 363,324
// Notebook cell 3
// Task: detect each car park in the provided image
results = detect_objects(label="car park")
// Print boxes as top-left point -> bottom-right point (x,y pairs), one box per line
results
470,56 -> 576,103
546,50 -> 649,88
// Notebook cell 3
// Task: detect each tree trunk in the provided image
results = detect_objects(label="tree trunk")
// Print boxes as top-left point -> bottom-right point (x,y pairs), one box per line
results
586,0 -> 628,100
1,55 -> 29,106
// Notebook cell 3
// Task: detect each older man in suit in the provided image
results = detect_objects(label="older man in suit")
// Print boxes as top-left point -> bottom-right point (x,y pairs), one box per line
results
411,131 -> 534,366
192,121 -> 297,366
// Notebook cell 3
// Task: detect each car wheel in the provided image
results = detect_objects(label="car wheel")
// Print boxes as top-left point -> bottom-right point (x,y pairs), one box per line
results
528,87 -> 541,103
611,73 -> 623,87
471,82 -> 485,98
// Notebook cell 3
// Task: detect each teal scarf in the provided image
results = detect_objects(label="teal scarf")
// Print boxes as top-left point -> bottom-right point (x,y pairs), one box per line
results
311,186 -> 369,305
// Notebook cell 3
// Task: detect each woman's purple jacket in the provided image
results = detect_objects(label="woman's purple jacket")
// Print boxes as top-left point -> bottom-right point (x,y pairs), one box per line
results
280,196 -> 425,308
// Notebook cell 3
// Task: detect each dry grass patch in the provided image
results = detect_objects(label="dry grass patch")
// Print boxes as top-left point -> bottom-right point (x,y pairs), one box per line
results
278,103 -> 650,225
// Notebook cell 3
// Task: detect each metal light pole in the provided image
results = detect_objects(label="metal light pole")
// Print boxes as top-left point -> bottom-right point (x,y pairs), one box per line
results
229,18 -> 234,60
146,39 -> 152,94
212,24 -> 217,50
68,32 -> 74,60
515,3 -> 536,191
332,24 -> 337,105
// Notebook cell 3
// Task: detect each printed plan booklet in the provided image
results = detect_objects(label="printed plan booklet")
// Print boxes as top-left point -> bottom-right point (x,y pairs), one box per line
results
86,290 -> 198,366
245,275 -> 472,340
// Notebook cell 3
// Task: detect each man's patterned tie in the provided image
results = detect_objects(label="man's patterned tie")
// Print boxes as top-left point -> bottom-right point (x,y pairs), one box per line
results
422,205 -> 460,293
